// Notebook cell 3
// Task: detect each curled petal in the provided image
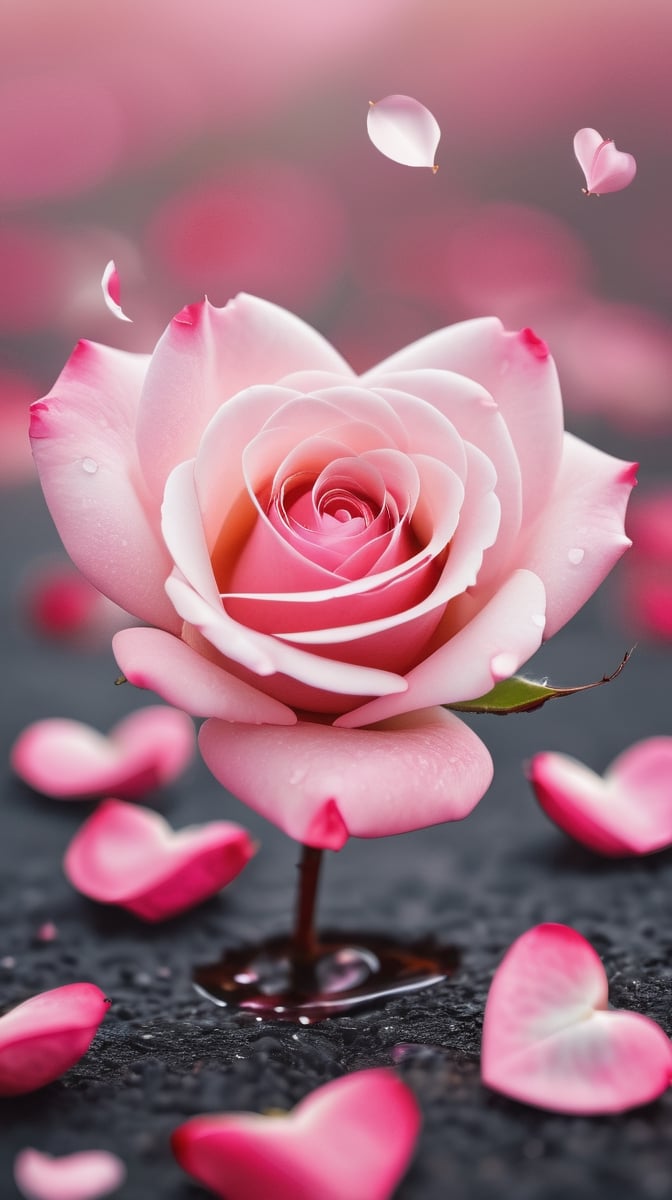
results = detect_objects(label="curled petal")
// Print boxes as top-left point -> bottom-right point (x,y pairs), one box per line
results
112,627 -> 296,725
482,924 -> 672,1113
64,799 -> 256,922
11,707 -> 195,800
0,984 -> 109,1097
199,706 -> 493,848
338,568 -> 546,728
172,1068 -> 420,1200
367,95 -> 440,171
529,738 -> 672,856
100,259 -> 132,323
14,1148 -> 125,1200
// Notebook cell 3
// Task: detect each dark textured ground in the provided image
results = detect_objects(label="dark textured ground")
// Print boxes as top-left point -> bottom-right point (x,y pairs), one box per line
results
1,483 -> 671,1200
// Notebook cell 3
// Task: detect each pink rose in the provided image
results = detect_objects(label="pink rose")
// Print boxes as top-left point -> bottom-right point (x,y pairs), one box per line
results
30,295 -> 634,847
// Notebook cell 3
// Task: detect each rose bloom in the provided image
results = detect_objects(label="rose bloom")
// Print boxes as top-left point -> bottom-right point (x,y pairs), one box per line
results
30,296 -> 634,848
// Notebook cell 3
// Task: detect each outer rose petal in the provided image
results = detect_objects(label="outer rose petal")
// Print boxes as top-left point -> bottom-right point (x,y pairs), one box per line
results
199,706 -> 493,848
113,627 -> 296,726
171,1068 -> 420,1200
29,341 -> 178,632
136,294 -> 353,503
517,433 -> 635,636
0,984 -> 109,1097
365,317 -> 564,525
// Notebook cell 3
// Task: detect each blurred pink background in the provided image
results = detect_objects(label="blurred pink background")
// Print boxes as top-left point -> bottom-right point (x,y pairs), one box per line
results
2,0 -> 671,640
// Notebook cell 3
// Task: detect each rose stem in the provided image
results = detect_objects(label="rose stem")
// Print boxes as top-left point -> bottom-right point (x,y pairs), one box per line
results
292,845 -> 324,965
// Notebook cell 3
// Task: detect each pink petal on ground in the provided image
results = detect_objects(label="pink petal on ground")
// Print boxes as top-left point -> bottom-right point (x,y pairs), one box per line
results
14,1148 -> 125,1200
199,706 -> 493,847
481,923 -> 672,1114
0,983 -> 109,1097
11,707 -> 195,800
112,626 -> 296,725
64,799 -> 256,922
100,260 -> 132,323
172,1068 -> 420,1200
367,95 -> 440,171
529,738 -> 672,856
574,128 -> 636,195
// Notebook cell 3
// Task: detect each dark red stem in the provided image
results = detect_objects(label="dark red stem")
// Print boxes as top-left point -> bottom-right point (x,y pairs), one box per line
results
292,845 -> 323,964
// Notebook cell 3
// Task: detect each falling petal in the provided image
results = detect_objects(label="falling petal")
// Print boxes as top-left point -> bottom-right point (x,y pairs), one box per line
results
573,127 -> 636,196
101,259 -> 132,322
14,1148 -> 125,1200
367,95 -> 440,171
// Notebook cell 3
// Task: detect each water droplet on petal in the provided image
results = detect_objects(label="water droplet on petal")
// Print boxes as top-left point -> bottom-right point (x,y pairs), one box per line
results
367,94 -> 440,171
491,652 -> 518,681
532,613 -> 546,629
81,457 -> 98,474
568,547 -> 585,565
101,259 -> 133,323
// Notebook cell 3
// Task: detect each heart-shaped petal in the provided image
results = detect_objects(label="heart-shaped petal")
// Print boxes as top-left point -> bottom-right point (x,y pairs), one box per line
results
0,983 -> 109,1096
14,1148 -> 125,1200
11,706 -> 195,799
171,1068 -> 420,1200
367,95 -> 440,171
528,738 -> 672,856
482,923 -> 672,1114
64,799 -> 256,921
573,127 -> 636,195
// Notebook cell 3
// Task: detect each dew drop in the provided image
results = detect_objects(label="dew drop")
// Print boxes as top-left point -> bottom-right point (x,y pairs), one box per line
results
531,613 -> 546,629
568,547 -> 585,565
490,652 -> 517,681
82,457 -> 98,475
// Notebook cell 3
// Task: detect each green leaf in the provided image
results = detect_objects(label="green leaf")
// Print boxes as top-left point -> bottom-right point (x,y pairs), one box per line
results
447,648 -> 633,715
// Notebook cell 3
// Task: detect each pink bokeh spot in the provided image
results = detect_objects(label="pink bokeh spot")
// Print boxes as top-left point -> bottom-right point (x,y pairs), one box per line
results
63,799 -> 257,922
147,165 -> 347,311
11,707 -> 195,800
0,984 -> 110,1097
14,1148 -> 125,1200
482,924 -> 672,1114
171,1068 -> 421,1200
529,739 -> 672,857
21,560 -> 132,644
